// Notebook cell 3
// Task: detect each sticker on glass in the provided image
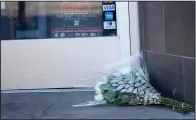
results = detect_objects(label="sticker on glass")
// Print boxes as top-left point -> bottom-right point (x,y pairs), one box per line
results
60,33 -> 65,38
75,33 -> 81,37
103,4 -> 115,11
103,21 -> 116,29
105,12 -> 113,20
90,33 -> 96,37
82,33 -> 88,37
54,33 -> 59,38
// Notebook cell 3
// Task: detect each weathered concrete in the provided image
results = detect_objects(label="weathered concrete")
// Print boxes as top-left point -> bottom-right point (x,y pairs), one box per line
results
1,90 -> 195,119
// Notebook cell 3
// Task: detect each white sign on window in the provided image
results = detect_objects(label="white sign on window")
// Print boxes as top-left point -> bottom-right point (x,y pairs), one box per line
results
1,2 -> 5,10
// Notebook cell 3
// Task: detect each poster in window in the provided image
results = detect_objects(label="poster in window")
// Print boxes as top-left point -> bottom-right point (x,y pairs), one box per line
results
48,2 -> 104,38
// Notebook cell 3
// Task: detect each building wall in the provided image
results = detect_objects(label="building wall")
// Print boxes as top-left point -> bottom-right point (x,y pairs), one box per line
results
139,1 -> 195,105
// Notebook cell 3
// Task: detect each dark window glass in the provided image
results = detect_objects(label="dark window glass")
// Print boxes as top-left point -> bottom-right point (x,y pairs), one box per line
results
0,1 -> 117,40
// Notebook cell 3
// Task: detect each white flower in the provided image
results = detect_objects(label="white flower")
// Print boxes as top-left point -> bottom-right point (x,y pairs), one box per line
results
101,76 -> 109,82
94,81 -> 106,95
120,67 -> 132,74
94,94 -> 104,101
95,86 -> 102,95
113,72 -> 121,77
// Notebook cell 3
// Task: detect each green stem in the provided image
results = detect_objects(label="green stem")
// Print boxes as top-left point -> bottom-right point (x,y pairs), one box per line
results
160,96 -> 195,114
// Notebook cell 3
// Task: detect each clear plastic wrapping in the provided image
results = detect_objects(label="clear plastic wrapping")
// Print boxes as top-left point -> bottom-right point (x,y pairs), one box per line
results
73,52 -> 195,114
73,52 -> 160,107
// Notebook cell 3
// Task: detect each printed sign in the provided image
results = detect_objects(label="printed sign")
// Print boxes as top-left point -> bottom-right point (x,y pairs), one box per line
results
103,21 -> 116,29
49,2 -> 117,38
105,12 -> 113,20
50,2 -> 104,38
103,4 -> 115,11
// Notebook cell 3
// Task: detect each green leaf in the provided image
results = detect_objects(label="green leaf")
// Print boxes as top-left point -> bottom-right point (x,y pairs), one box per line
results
120,95 -> 130,104
104,90 -> 116,99
129,93 -> 137,99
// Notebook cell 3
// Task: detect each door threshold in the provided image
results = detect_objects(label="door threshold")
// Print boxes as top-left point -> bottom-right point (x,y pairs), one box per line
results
1,87 -> 94,94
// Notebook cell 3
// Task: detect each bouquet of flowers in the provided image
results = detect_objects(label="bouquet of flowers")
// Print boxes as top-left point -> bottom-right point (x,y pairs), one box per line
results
73,52 -> 194,114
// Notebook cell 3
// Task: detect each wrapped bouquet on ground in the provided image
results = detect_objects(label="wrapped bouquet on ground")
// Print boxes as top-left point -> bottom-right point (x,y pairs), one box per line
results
73,52 -> 194,114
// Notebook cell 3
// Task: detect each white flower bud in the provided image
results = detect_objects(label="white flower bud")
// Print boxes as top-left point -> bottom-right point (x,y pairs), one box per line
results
94,94 -> 104,101
95,86 -> 102,95
120,67 -> 131,74
94,81 -> 106,95
101,76 -> 109,82
113,72 -> 121,76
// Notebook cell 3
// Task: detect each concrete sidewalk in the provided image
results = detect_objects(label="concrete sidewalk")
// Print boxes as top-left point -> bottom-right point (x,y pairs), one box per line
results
1,90 -> 195,119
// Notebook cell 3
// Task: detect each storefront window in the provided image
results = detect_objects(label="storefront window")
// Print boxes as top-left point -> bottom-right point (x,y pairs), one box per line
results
0,1 -> 117,40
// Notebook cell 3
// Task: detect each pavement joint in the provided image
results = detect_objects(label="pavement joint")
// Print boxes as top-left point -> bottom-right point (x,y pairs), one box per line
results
39,92 -> 65,118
